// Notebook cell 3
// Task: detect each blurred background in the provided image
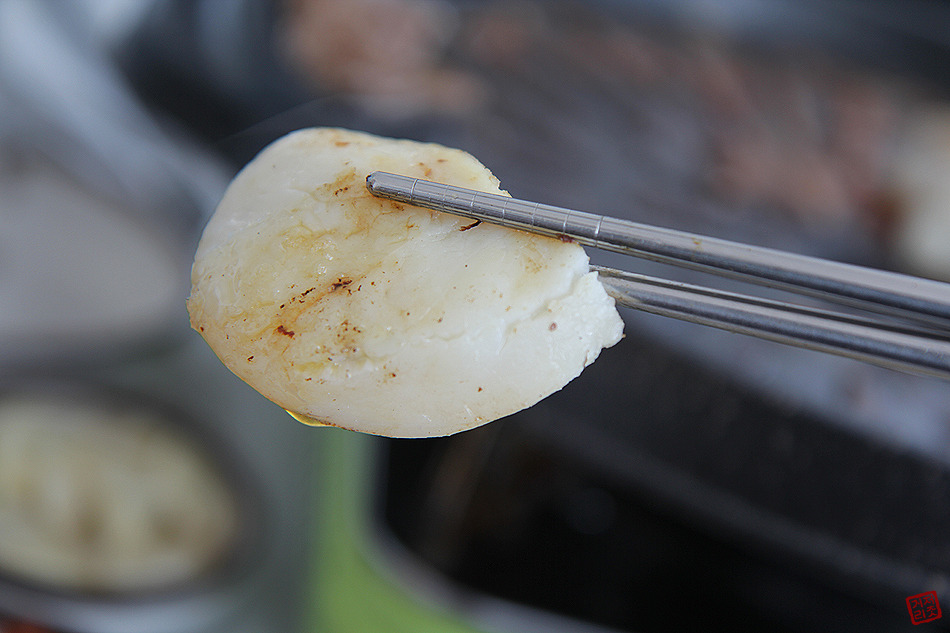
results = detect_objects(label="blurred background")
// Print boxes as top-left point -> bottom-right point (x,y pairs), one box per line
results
4,0 -> 950,631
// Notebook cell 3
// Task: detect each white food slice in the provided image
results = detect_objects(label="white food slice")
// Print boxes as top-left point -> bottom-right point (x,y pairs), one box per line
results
188,128 -> 623,437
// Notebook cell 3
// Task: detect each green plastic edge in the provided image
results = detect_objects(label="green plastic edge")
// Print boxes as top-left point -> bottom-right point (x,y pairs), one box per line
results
306,428 -> 485,633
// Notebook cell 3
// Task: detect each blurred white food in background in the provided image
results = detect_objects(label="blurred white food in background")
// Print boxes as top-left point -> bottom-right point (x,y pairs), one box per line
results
0,394 -> 239,593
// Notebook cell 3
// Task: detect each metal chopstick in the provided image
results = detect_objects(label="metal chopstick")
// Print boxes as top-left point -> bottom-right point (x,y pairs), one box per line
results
366,171 -> 950,327
593,266 -> 950,379
365,171 -> 950,378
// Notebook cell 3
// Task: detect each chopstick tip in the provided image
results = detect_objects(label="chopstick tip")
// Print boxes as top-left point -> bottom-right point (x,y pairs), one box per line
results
365,171 -> 382,194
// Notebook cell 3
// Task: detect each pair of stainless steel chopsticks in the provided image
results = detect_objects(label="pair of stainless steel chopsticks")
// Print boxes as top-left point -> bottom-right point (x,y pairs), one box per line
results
366,171 -> 950,380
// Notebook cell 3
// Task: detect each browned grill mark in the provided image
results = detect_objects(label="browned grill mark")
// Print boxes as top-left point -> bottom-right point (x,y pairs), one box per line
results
330,277 -> 353,292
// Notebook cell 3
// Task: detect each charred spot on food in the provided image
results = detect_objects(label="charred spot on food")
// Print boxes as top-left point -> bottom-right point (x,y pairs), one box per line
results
276,325 -> 295,338
325,168 -> 358,197
247,355 -> 254,361
330,277 -> 353,292
338,319 -> 362,334
549,322 -> 558,331
460,220 -> 481,231
301,287 -> 317,297
558,234 -> 576,243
